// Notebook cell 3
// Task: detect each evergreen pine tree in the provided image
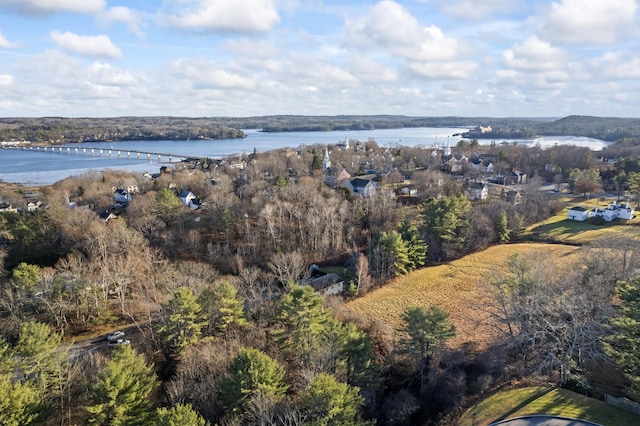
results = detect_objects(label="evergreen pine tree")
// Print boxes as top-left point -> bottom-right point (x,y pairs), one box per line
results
155,403 -> 208,426
220,348 -> 287,414
603,278 -> 640,399
86,345 -> 158,426
156,287 -> 207,356
198,281 -> 248,336
300,373 -> 371,426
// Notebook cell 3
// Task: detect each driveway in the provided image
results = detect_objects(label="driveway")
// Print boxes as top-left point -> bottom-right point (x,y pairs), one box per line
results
490,415 -> 603,426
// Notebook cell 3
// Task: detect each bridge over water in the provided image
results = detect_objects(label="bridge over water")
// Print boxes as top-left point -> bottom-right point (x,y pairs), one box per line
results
1,144 -> 204,164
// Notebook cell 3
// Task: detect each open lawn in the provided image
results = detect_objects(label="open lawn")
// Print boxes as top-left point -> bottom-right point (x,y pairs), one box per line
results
344,243 -> 580,350
524,205 -> 640,245
457,386 -> 640,426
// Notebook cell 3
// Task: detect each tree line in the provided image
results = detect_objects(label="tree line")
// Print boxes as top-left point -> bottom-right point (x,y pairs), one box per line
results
3,114 -> 640,143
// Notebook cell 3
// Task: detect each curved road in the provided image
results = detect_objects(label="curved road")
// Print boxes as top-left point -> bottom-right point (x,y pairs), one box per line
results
490,415 -> 603,426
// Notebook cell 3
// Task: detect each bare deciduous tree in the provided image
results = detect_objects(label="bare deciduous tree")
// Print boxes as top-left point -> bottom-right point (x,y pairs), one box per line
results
485,251 -> 612,385
268,250 -> 307,287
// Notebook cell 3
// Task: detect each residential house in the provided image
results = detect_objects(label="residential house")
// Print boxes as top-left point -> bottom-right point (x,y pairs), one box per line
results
25,199 -> 42,212
567,206 -> 590,221
465,182 -> 488,200
0,202 -> 17,213
505,170 -> 527,185
343,175 -> 379,197
179,190 -> 201,210
113,188 -> 133,204
98,211 -> 118,222
306,273 -> 344,296
592,201 -> 635,222
400,186 -> 418,197
326,168 -> 351,188
440,156 -> 466,174
506,190 -> 522,205
336,136 -> 350,150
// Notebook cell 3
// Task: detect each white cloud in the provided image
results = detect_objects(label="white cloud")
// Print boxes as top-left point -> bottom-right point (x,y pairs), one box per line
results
0,73 -> 13,86
287,52 -> 356,86
586,51 -> 640,80
170,58 -> 256,90
348,1 -> 459,61
97,6 -> 146,38
160,0 -> 280,33
503,36 -> 566,71
223,39 -> 279,58
538,0 -> 638,44
425,0 -> 526,20
0,31 -> 14,48
409,61 -> 478,79
1,50 -> 153,116
50,30 -> 122,58
88,62 -> 136,86
0,0 -> 105,15
348,55 -> 398,84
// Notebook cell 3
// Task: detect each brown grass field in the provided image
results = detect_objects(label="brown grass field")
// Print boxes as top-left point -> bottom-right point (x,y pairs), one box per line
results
344,243 -> 581,350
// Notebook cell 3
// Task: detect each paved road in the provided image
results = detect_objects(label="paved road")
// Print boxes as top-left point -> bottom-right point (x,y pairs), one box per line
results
490,415 -> 603,426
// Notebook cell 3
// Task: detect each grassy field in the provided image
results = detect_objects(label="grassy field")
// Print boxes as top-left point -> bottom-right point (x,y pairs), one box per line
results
344,243 -> 580,350
523,203 -> 640,244
457,386 -> 640,426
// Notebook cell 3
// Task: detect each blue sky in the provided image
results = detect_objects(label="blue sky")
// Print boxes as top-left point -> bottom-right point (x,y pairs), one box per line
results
0,0 -> 638,117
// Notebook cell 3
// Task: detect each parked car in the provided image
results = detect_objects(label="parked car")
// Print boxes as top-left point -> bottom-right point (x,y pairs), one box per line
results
108,339 -> 130,347
107,331 -> 125,342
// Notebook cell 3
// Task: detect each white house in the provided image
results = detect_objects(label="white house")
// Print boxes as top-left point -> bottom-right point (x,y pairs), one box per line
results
179,190 -> 201,209
348,176 -> 378,197
465,182 -> 488,200
593,201 -> 635,221
567,206 -> 590,221
113,188 -> 133,204
568,202 -> 635,222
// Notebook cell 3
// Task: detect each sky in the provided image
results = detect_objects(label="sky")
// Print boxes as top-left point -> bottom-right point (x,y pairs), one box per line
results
0,0 -> 638,118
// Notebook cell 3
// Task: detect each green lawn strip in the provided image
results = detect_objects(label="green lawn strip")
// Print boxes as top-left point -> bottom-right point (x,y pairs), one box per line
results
458,386 -> 640,426
523,206 -> 640,244
317,266 -> 348,281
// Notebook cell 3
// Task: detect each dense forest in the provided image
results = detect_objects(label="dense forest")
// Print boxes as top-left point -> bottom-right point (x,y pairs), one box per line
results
2,115 -> 640,143
1,137 -> 640,425
0,117 -> 246,143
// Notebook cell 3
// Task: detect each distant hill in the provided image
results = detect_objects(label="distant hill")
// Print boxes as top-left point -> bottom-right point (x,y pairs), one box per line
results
1,115 -> 639,143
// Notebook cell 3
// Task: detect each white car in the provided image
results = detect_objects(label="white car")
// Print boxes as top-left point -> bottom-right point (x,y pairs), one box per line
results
107,331 -> 125,342
108,339 -> 130,347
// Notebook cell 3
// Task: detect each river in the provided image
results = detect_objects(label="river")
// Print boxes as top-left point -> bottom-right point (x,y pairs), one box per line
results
0,127 -> 609,186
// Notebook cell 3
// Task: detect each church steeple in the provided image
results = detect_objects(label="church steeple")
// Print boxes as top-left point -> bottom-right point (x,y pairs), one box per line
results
323,146 -> 331,172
